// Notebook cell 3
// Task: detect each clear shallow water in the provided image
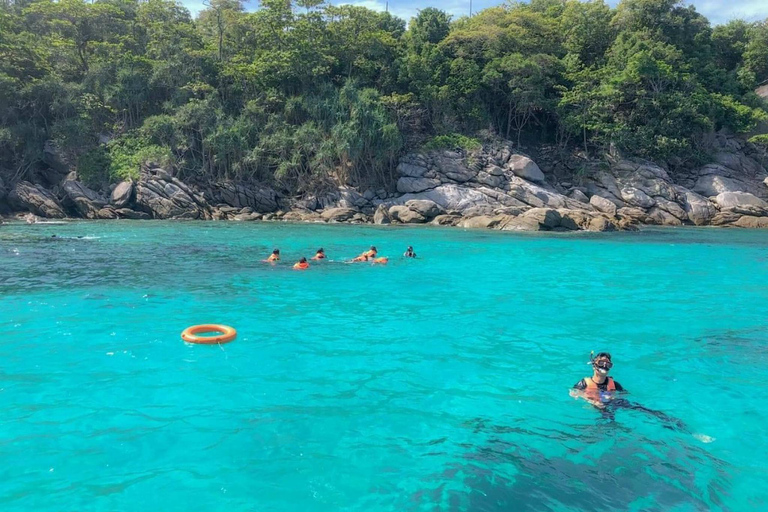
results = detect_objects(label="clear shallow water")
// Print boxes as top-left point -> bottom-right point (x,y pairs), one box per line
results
1,221 -> 767,512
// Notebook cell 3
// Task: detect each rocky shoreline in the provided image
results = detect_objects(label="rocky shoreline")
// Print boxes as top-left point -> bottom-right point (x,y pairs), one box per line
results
3,134 -> 768,231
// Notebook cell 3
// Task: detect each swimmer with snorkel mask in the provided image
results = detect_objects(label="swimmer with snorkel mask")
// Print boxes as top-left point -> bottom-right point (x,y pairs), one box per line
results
572,351 -> 625,406
570,351 -> 715,443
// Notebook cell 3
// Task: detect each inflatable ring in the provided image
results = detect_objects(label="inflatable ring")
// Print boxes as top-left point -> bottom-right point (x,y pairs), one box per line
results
181,324 -> 237,344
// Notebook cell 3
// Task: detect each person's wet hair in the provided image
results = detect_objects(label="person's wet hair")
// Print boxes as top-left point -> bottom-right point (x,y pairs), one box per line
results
300,257 -> 307,263
317,248 -> 324,253
273,249 -> 279,254
595,352 -> 612,361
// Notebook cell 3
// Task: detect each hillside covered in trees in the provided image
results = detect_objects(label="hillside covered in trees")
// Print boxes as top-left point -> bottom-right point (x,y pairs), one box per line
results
1,0 -> 768,197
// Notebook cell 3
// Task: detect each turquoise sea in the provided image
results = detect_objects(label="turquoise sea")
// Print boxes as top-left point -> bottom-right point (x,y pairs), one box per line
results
1,221 -> 767,511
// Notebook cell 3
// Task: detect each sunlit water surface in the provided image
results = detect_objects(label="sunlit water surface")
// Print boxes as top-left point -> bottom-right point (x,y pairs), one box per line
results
1,221 -> 767,511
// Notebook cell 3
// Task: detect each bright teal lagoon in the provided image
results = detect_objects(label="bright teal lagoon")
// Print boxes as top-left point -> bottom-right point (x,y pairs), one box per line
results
1,221 -> 767,511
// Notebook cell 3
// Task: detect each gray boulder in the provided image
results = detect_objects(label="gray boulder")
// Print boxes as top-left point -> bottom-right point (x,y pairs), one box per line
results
373,204 -> 391,224
733,216 -> 768,228
207,182 -> 279,213
398,184 -> 491,212
9,181 -> 66,218
674,187 -> 716,226
647,207 -> 683,226
500,215 -> 546,231
389,205 -> 426,224
115,208 -> 151,220
653,197 -> 687,221
62,180 -> 107,218
435,156 -> 477,183
111,181 -> 134,208
693,175 -> 745,197
134,181 -> 203,219
476,170 -> 505,188
714,192 -> 768,209
397,177 -> 441,194
432,214 -> 461,226
338,186 -> 369,209
507,154 -> 545,182
458,215 -> 507,229
521,208 -> 561,229
588,217 -> 617,232
321,207 -> 358,222
405,199 -> 443,219
620,186 -> 655,208
569,189 -> 589,203
397,162 -> 428,178
590,195 -> 617,216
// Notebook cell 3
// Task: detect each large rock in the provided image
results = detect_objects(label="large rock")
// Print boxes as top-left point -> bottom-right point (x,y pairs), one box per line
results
405,199 -> 443,219
432,214 -> 461,226
500,215 -> 546,231
397,162 -> 428,178
321,207 -> 358,222
389,205 -> 426,224
693,175 -> 745,197
337,186 -> 369,209
590,195 -> 617,216
111,181 -> 134,208
115,208 -> 151,220
588,216 -> 617,232
398,184 -> 492,212
569,189 -> 589,203
8,181 -> 66,218
458,215 -> 507,229
617,207 -> 649,224
434,155 -> 478,183
620,186 -> 655,208
558,209 -> 597,231
397,177 -> 441,194
714,192 -> 768,209
733,216 -> 768,228
646,207 -> 683,226
206,181 -> 278,213
521,208 -> 561,229
674,187 -> 716,226
653,197 -> 687,221
134,180 -> 203,219
710,210 -> 742,226
476,170 -> 505,188
62,180 -> 107,218
507,154 -> 545,183
373,204 -> 391,224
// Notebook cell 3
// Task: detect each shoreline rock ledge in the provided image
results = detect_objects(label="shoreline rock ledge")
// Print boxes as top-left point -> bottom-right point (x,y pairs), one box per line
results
4,135 -> 768,231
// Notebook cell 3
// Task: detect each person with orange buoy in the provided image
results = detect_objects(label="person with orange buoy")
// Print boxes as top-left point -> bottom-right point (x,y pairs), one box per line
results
311,248 -> 326,260
362,246 -> 377,258
293,257 -> 310,270
265,248 -> 280,262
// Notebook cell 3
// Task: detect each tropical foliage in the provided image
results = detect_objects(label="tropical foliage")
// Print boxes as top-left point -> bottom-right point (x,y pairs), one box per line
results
1,0 -> 767,193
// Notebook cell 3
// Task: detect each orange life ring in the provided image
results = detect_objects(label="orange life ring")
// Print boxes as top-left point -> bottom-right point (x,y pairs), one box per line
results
181,324 -> 237,344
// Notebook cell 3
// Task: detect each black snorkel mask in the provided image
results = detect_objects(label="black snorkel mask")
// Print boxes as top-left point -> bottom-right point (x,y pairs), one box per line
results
589,351 -> 613,374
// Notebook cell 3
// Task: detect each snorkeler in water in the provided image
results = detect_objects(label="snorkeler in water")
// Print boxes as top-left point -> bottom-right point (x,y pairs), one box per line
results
571,351 -> 691,432
572,352 -> 625,405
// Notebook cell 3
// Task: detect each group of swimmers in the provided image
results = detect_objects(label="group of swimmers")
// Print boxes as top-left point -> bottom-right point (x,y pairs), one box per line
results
264,245 -> 418,270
